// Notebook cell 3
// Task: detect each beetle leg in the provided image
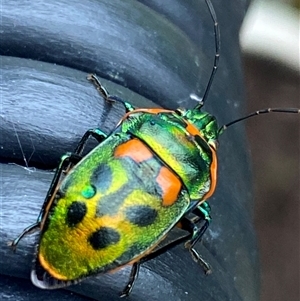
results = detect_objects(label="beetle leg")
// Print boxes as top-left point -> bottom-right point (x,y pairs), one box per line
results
137,232 -> 192,266
9,125 -> 108,251
113,212 -> 211,293
184,219 -> 212,274
131,204 -> 212,265
9,153 -> 83,251
74,128 -> 107,156
195,201 -> 212,220
87,73 -> 111,102
37,152 -> 82,222
136,205 -> 212,273
184,203 -> 212,273
190,201 -> 212,224
62,128 -> 107,177
87,73 -> 136,112
120,262 -> 140,298
8,222 -> 40,251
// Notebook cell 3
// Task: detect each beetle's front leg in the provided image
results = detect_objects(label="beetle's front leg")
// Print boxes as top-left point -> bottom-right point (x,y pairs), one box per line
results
87,73 -> 136,112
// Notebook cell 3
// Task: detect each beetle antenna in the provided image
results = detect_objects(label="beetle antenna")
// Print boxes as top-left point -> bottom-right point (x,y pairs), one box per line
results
218,108 -> 300,134
194,0 -> 220,110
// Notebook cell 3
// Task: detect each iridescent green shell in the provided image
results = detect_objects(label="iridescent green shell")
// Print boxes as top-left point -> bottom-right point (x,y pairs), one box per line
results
32,110 -> 218,287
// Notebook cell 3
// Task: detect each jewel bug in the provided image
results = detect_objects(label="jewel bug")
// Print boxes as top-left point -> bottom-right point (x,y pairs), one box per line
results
9,0 -> 299,298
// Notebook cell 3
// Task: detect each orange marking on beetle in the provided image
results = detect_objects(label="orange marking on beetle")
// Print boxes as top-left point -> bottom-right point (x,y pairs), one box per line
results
201,147 -> 217,202
182,120 -> 218,203
185,122 -> 202,137
114,139 -> 153,163
156,166 -> 182,206
116,108 -> 175,127
38,253 -> 68,280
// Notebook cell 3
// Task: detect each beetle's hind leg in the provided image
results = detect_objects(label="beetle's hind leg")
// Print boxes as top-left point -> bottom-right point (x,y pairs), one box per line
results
87,74 -> 136,112
118,203 -> 212,296
138,202 -> 212,272
120,262 -> 140,298
182,203 -> 212,274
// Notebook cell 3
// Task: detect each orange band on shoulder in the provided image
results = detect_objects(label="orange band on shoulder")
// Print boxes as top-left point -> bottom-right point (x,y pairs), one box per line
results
184,120 -> 217,202
114,139 -> 153,163
156,166 -> 182,207
202,147 -> 217,201
185,122 -> 202,137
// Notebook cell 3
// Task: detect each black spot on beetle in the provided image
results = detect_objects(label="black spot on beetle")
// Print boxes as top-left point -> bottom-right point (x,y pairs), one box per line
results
66,201 -> 87,227
88,227 -> 120,250
125,205 -> 158,227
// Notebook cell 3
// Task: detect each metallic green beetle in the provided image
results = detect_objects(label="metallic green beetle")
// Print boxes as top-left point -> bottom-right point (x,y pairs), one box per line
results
9,0 -> 300,297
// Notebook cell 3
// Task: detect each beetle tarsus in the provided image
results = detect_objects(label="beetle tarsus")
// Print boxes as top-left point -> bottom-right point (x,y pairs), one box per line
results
8,222 -> 40,252
87,73 -> 114,103
188,246 -> 212,274
120,262 -> 140,297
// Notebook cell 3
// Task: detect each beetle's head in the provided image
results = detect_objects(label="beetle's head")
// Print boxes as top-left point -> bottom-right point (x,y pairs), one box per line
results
179,108 -> 219,149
